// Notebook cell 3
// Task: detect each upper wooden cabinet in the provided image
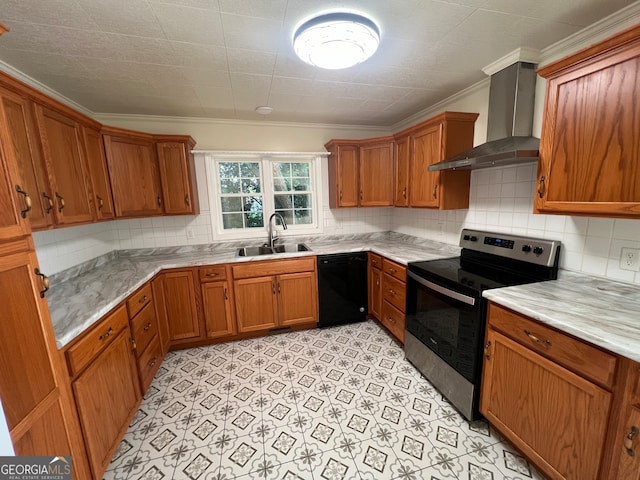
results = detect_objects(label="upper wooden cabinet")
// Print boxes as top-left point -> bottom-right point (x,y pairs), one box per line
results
34,104 -> 95,225
395,111 -> 478,209
156,136 -> 199,215
535,25 -> 640,217
0,86 -> 52,230
82,126 -> 115,221
102,127 -> 163,218
325,137 -> 394,208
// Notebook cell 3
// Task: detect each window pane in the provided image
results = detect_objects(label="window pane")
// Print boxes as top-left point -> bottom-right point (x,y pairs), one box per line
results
240,162 -> 260,178
220,178 -> 241,194
245,211 -> 263,228
219,162 -> 240,178
222,213 -> 244,229
291,163 -> 309,177
275,209 -> 293,225
241,178 -> 261,194
293,194 -> 311,209
273,177 -> 292,192
242,195 -> 263,213
292,178 -> 310,191
294,209 -> 313,224
273,163 -> 292,178
221,197 -> 242,213
274,194 -> 293,210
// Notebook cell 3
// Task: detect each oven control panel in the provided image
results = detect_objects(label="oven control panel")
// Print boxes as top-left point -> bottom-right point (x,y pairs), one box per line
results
459,229 -> 561,267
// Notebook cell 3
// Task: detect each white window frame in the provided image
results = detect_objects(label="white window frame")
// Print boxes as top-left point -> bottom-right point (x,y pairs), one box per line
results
204,151 -> 326,241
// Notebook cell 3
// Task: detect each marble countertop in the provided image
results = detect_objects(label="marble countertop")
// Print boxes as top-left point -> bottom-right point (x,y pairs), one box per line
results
47,232 -> 460,348
483,271 -> 640,363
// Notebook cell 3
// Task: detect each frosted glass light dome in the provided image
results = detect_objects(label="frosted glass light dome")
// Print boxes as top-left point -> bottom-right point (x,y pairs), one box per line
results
293,12 -> 380,70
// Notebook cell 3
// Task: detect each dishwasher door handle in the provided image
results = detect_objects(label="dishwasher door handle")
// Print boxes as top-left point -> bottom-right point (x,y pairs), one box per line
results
408,271 -> 476,306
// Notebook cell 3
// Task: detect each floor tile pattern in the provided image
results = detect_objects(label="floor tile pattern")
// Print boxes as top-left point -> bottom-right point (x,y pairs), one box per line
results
104,320 -> 548,480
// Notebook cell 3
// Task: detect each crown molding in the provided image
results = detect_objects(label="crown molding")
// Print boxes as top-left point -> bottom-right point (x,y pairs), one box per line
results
482,47 -> 542,76
0,60 -> 95,118
390,78 -> 490,133
540,1 -> 640,66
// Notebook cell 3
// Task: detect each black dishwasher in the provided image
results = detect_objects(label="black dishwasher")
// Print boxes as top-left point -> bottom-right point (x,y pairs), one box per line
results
317,253 -> 368,328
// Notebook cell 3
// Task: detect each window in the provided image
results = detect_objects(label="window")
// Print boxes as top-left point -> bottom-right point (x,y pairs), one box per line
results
206,152 -> 325,240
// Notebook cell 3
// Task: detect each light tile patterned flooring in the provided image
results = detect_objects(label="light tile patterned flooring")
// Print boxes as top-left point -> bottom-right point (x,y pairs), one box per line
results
104,320 -> 546,480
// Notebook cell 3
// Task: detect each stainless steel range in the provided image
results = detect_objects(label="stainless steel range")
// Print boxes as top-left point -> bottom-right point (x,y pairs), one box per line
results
405,229 -> 561,420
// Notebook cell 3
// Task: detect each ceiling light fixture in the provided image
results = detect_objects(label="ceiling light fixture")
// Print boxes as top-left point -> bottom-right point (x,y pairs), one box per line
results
293,12 -> 380,70
255,106 -> 274,115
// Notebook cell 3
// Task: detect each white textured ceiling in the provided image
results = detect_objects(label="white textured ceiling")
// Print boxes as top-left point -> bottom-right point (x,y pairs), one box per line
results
0,0 -> 635,126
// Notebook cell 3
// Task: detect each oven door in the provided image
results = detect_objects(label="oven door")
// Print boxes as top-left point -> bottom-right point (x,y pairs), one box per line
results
405,271 -> 484,383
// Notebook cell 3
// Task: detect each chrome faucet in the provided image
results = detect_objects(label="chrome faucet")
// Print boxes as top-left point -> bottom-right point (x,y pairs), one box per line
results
267,212 -> 287,249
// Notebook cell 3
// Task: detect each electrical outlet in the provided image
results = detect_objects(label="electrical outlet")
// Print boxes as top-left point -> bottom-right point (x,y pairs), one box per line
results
620,247 -> 640,271
186,229 -> 195,240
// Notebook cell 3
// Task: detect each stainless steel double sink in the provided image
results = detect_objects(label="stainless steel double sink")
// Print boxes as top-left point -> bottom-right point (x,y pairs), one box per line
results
236,243 -> 311,257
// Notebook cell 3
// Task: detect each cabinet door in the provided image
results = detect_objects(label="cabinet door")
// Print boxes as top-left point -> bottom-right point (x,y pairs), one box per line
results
73,330 -> 140,477
201,281 -> 235,338
394,136 -> 410,207
82,126 -> 115,220
156,141 -> 198,215
410,124 -> 442,208
617,406 -> 640,480
234,276 -> 278,333
536,44 -> 640,217
368,266 -> 382,320
0,131 -> 31,241
278,271 -> 318,327
162,270 -> 201,342
151,276 -> 171,356
481,329 -> 612,480
0,245 -> 90,479
103,134 -> 163,217
0,87 -> 52,229
34,104 -> 94,225
359,142 -> 394,206
335,145 -> 359,207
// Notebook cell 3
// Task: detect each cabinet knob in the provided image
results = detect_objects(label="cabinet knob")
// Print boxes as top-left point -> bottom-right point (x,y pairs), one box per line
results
15,185 -> 32,218
42,192 -> 54,214
34,268 -> 49,298
55,192 -> 65,212
625,426 -> 639,457
537,176 -> 546,199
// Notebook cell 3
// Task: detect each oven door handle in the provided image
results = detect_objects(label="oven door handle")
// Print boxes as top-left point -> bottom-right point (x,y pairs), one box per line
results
408,271 -> 476,306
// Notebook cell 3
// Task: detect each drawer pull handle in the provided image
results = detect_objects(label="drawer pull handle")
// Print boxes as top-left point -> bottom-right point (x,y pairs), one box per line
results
402,187 -> 407,199
626,426 -> 639,457
205,272 -> 219,277
143,322 -> 152,331
371,259 -> 378,265
524,329 -> 551,346
272,282 -> 276,295
433,184 -> 438,199
387,316 -> 395,324
130,337 -> 137,352
34,268 -> 50,298
376,279 -> 380,286
157,195 -> 162,206
55,192 -> 65,212
224,287 -> 228,300
99,327 -> 113,341
42,192 -> 54,214
185,194 -> 190,206
96,195 -> 104,210
15,185 -> 32,218
389,289 -> 396,296
138,295 -> 148,304
388,268 -> 397,273
149,358 -> 156,368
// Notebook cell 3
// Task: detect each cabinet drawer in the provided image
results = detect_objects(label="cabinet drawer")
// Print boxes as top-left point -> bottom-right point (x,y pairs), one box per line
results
137,335 -> 162,394
199,265 -> 227,282
130,302 -> 157,357
488,303 -> 617,389
66,305 -> 129,377
232,257 -> 315,279
382,258 -> 406,282
383,273 -> 406,312
369,252 -> 382,270
381,300 -> 405,343
126,283 -> 153,318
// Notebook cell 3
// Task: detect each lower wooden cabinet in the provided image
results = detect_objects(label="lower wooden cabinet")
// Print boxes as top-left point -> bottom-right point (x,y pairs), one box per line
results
481,303 -> 616,480
160,269 -> 201,345
232,257 -> 318,334
201,268 -> 236,339
368,253 -> 406,343
67,305 -> 140,479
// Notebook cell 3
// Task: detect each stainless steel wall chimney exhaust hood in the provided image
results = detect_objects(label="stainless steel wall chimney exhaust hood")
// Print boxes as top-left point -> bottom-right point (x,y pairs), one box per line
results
429,61 -> 539,171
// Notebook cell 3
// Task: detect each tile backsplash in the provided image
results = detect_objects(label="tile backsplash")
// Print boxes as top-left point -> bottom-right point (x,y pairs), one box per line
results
33,163 -> 640,285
